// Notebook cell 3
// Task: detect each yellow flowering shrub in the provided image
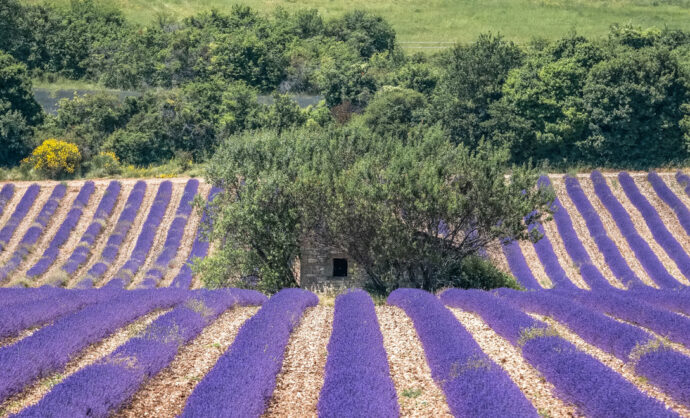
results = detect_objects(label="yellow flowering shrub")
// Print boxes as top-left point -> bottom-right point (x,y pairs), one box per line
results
25,139 -> 81,179
90,151 -> 121,176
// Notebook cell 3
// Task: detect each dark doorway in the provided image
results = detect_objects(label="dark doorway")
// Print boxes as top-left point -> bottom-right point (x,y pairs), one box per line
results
333,258 -> 348,277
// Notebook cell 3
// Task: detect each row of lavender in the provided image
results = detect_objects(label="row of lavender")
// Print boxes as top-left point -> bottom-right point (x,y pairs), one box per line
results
2,286 -> 689,416
0,181 -> 219,288
504,171 -> 690,291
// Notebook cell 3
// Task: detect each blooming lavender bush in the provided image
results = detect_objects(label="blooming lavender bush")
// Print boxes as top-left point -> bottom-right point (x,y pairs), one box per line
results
17,288 -> 266,417
77,181 -> 146,287
139,179 -> 199,288
501,240 -> 542,290
388,288 -> 537,417
26,182 -> 95,278
648,172 -> 690,236
0,288 -> 188,402
0,184 -> 40,252
538,176 -> 611,290
591,171 -> 681,288
619,172 -> 690,280
181,288 -> 317,418
441,289 -> 675,417
60,181 -> 121,275
528,220 -> 578,290
564,176 -> 646,288
103,180 -> 173,288
318,290 -> 399,417
171,187 -> 221,289
0,184 -> 66,283
0,183 -> 15,217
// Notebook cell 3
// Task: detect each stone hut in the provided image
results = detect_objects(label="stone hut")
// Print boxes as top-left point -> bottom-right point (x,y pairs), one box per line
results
299,241 -> 368,290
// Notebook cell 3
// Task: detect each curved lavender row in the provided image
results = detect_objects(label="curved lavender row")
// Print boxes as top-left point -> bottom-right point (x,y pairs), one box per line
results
648,172 -> 690,236
0,287 -> 63,307
565,290 -> 690,349
0,184 -> 15,217
388,288 -> 537,417
0,288 -> 188,402
139,180 -> 199,288
564,176 -> 647,288
619,172 -> 690,279
0,289 -> 109,339
628,288 -> 690,316
441,289 -> 675,417
591,171 -> 681,288
319,290 -> 399,417
528,220 -> 578,290
0,185 -> 66,283
171,187 -> 222,289
498,288 -> 690,408
501,240 -> 542,290
26,182 -> 95,278
18,288 -> 266,418
538,176 -> 611,289
60,181 -> 121,275
0,184 -> 40,253
181,288 -> 318,418
103,181 -> 173,288
77,181 -> 147,288
676,171 -> 690,195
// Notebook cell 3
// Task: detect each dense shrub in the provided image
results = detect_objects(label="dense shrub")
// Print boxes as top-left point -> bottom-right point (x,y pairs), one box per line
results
25,139 -> 82,178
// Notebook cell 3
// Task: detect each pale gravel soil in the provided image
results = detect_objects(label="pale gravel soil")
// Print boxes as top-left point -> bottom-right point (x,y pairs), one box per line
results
0,309 -> 168,417
518,239 -> 553,288
376,305 -> 453,417
576,176 -> 659,288
263,306 -> 333,418
9,185 -> 84,286
32,184 -> 107,287
159,184 -> 211,288
540,219 -> 590,289
65,182 -> 132,287
129,182 -> 185,288
114,306 -> 258,418
549,175 -> 625,289
533,314 -> 690,417
452,309 -> 579,417
0,186 -> 54,269
92,182 -> 159,288
604,175 -> 689,285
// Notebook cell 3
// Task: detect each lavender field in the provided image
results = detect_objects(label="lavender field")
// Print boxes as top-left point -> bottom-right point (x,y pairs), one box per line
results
0,172 -> 690,416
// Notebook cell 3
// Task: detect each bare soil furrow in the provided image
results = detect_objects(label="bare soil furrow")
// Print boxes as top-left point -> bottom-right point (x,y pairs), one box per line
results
0,309 -> 167,416
453,309 -> 578,417
377,305 -> 452,417
263,306 -> 333,418
114,306 -> 258,418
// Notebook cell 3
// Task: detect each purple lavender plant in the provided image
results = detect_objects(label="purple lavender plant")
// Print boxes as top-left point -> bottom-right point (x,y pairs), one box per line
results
181,288 -> 317,417
77,181 -> 146,288
60,181 -> 121,275
648,172 -> 690,237
139,180 -> 199,288
102,181 -> 173,288
318,290 -> 399,417
501,240 -> 542,290
26,182 -> 95,278
591,171 -> 681,288
0,288 -> 188,402
564,176 -> 647,288
0,184 -> 15,217
619,172 -> 690,280
170,187 -> 222,288
0,184 -> 66,283
388,289 -> 537,417
528,220 -> 578,290
441,289 -> 676,417
17,288 -> 266,417
0,184 -> 40,252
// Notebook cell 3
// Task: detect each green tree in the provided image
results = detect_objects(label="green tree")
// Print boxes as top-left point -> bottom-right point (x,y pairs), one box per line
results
363,86 -> 426,139
201,125 -> 552,294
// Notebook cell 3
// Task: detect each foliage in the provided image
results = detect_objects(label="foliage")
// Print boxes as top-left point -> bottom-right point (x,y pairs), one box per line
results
362,86 -> 426,139
24,139 -> 82,179
203,125 -> 553,293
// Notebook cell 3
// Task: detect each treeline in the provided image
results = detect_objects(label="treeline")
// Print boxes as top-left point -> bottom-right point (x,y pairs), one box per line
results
2,0 -> 690,172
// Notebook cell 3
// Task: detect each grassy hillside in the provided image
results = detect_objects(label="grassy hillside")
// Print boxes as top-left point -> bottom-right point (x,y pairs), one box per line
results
25,0 -> 690,44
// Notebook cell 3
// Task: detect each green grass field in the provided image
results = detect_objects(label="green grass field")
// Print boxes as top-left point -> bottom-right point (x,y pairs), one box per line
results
25,0 -> 690,44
